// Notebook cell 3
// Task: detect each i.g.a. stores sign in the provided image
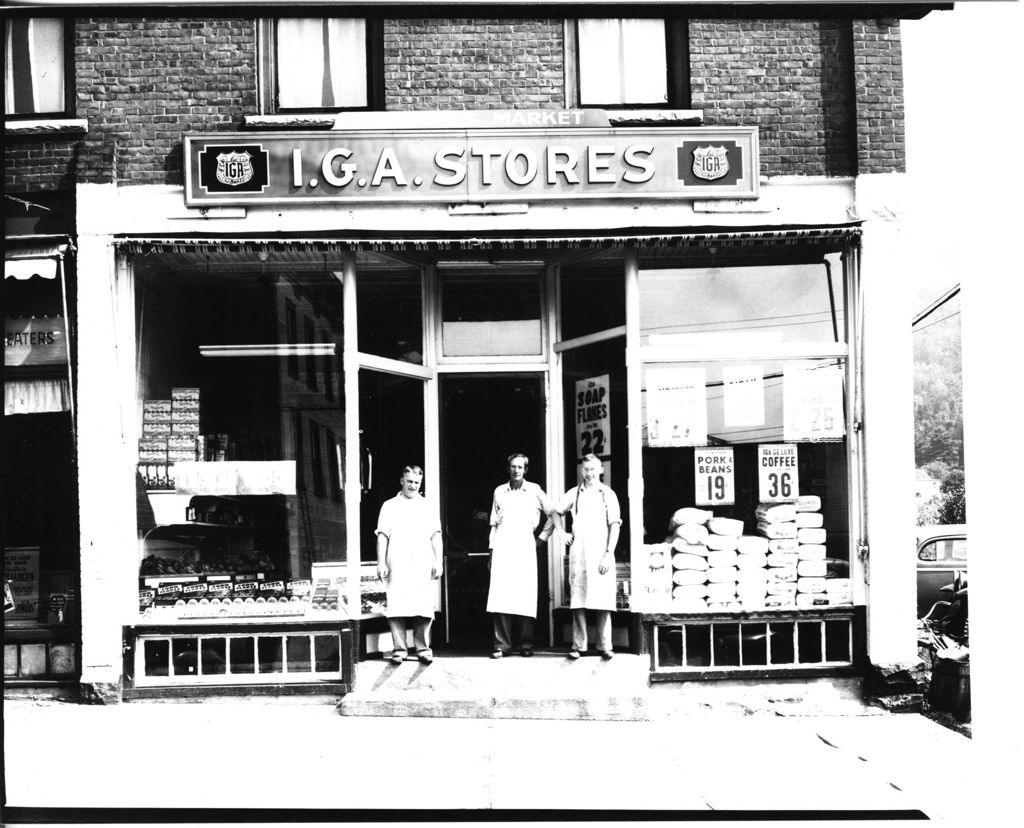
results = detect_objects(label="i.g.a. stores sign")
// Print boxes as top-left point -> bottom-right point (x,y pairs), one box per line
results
184,122 -> 758,206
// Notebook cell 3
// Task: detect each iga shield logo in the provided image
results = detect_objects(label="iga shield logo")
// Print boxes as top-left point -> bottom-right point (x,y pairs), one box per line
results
691,145 -> 730,181
197,144 -> 270,194
216,151 -> 254,186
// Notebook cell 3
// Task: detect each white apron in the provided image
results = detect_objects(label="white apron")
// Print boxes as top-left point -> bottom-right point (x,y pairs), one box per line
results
486,482 -> 547,618
375,493 -> 440,619
565,483 -> 622,611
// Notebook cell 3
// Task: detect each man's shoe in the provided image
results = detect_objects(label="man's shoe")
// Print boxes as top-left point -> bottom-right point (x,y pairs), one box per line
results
390,651 -> 406,664
520,648 -> 534,657
566,650 -> 581,660
490,650 -> 504,659
600,650 -> 614,660
417,651 -> 433,664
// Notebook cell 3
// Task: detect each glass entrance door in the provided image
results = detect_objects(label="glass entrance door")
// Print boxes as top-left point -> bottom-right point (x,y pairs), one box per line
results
439,373 -> 546,648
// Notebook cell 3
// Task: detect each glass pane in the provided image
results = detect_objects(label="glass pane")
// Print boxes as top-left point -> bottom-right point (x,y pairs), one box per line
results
441,273 -> 542,357
657,625 -> 683,667
824,620 -> 850,662
578,19 -> 667,106
560,268 -> 624,340
314,634 -> 341,672
685,624 -> 711,667
359,371 -> 426,561
5,18 -> 65,115
769,622 -> 795,664
143,639 -> 170,676
639,257 -> 845,347
277,18 -> 367,109
357,271 -> 423,364
171,638 -> 199,675
134,260 -> 346,619
286,635 -> 312,672
201,638 -> 227,675
258,636 -> 283,673
229,637 -> 255,674
797,621 -> 823,663
712,623 -> 741,666
740,622 -> 769,666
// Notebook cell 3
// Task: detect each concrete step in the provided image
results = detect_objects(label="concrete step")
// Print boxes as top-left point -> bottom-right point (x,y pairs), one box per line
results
336,650 -> 879,721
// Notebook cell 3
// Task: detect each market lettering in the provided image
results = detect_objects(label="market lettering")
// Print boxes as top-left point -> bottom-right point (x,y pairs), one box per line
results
492,110 -> 587,127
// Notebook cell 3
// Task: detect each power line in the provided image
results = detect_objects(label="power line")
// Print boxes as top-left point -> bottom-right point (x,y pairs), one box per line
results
912,284 -> 960,327
913,310 -> 961,334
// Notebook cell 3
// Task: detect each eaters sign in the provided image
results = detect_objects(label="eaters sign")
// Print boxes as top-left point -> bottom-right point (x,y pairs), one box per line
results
184,125 -> 758,206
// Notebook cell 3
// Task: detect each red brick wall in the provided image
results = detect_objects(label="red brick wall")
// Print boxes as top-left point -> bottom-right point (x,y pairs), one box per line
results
385,19 -> 565,110
690,18 -> 858,177
852,19 -> 906,174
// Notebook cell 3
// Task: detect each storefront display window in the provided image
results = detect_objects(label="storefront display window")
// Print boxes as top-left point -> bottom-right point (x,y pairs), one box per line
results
634,256 -> 852,620
441,272 -> 544,358
134,262 -> 346,624
357,270 -> 423,364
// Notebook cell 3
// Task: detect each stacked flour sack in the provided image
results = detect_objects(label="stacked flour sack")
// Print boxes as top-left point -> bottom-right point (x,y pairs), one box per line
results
755,502 -> 799,609
793,494 -> 852,606
668,507 -> 747,612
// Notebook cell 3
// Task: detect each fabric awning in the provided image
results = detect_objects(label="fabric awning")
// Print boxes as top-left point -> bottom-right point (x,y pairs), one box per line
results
5,258 -> 57,280
4,239 -> 69,279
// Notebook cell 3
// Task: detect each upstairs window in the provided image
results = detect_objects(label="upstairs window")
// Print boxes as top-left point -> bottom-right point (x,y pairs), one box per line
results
267,18 -> 382,112
576,18 -> 688,109
4,17 -> 69,117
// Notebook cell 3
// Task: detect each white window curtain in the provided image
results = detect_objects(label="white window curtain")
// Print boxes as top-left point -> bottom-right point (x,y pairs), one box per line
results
5,377 -> 71,416
578,19 -> 667,106
276,18 -> 367,109
4,18 -> 65,115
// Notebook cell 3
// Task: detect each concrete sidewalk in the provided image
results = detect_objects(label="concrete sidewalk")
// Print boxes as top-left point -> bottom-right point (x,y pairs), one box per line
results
2,694 -> 981,821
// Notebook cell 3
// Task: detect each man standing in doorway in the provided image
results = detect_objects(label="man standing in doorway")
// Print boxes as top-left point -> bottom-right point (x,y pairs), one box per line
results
376,465 -> 443,664
486,453 -> 551,658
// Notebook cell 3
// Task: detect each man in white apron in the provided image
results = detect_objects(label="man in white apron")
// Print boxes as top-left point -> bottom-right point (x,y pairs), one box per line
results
376,465 -> 443,664
486,453 -> 551,658
554,454 -> 622,659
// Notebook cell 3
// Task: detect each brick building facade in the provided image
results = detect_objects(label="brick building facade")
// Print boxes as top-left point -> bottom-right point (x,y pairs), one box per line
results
4,2 -> 934,703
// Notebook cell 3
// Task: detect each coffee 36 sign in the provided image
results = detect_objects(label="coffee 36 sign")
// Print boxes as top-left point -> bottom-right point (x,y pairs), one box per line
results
184,125 -> 758,206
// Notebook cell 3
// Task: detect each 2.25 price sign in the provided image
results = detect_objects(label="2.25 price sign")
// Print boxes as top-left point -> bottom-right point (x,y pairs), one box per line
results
695,448 -> 735,506
575,374 -> 611,459
758,444 -> 799,503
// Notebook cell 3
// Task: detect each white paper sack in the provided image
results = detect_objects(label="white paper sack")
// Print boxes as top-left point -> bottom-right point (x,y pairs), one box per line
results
707,549 -> 739,569
755,503 -> 797,523
737,583 -> 767,599
766,565 -> 797,583
757,521 -> 797,539
797,577 -> 827,594
673,583 -> 709,601
741,597 -> 767,611
795,512 -> 824,529
670,537 -> 709,556
796,593 -> 830,608
672,568 -> 707,586
707,582 -> 738,602
672,552 -> 709,571
707,566 -> 739,584
767,580 -> 797,596
764,595 -> 796,609
736,567 -> 769,585
674,598 -> 709,612
705,532 -> 740,552
736,552 -> 768,569
825,578 -> 852,593
828,595 -> 853,606
708,601 -> 742,612
797,560 -> 827,577
795,495 -> 821,512
797,544 -> 827,561
675,523 -> 710,545
670,507 -> 713,527
707,516 -> 744,537
767,538 -> 798,553
736,535 -> 769,555
766,552 -> 798,568
797,527 -> 827,545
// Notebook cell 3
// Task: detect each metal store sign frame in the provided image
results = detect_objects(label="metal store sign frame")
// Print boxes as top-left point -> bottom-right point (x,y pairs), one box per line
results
184,126 -> 759,206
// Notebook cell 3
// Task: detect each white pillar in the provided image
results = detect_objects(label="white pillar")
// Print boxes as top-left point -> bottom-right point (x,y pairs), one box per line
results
341,252 -> 362,623
856,172 -> 919,667
76,185 -> 141,699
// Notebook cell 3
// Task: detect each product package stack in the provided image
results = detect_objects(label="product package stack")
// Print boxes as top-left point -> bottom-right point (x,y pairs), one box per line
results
756,502 -> 799,609
169,387 -> 202,464
793,494 -> 828,608
139,398 -> 173,489
705,515 -> 745,611
668,507 -> 712,612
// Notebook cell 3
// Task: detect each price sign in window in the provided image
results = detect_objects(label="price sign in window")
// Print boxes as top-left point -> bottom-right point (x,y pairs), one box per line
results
758,444 -> 799,503
575,374 -> 611,459
694,447 -> 735,506
784,363 -> 845,442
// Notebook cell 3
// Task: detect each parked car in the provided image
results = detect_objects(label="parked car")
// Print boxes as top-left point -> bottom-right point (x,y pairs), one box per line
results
916,524 -> 967,619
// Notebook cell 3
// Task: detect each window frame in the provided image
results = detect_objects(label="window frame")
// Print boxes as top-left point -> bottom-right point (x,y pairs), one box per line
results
572,17 -> 689,110
4,15 -> 75,120
259,17 -> 384,115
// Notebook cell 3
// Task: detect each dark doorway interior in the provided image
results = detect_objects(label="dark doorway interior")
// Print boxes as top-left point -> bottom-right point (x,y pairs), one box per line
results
439,373 -> 546,648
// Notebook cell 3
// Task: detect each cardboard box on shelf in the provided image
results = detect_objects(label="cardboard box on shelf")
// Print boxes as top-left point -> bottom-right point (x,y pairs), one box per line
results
171,387 -> 201,401
141,422 -> 172,438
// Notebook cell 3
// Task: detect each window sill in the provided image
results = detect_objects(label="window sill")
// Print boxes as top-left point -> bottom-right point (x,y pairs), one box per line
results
245,114 -> 337,130
605,109 -> 704,127
6,118 -> 88,137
